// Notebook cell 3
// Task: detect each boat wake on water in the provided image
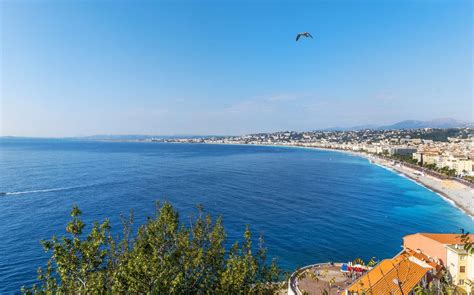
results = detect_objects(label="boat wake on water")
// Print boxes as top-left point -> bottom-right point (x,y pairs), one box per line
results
1,182 -> 124,196
3,187 -> 77,195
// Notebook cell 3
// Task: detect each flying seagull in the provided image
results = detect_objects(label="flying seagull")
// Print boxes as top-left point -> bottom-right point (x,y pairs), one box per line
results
296,32 -> 313,41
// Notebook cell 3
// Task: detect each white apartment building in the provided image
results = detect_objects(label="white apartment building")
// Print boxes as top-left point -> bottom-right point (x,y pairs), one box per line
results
446,244 -> 474,294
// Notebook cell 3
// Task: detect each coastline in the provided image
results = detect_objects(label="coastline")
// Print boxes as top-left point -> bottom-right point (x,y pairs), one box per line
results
197,142 -> 474,218
366,154 -> 473,218
297,146 -> 473,218
293,145 -> 473,218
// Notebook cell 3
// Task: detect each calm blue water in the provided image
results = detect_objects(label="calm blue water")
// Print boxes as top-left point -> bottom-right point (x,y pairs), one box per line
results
0,138 -> 472,292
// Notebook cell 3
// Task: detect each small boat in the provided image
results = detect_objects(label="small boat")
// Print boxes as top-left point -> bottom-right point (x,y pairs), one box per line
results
0,192 -> 7,196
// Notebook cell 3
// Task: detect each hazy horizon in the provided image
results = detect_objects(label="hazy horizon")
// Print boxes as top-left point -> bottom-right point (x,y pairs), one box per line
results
1,0 -> 473,137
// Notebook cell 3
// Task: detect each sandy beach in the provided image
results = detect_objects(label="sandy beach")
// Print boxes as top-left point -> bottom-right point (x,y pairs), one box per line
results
367,155 -> 474,218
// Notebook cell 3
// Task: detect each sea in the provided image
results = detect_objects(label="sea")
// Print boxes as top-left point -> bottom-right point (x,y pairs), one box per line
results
0,138 -> 472,292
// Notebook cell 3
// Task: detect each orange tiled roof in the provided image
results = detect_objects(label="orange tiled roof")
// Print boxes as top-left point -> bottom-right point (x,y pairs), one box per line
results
416,233 -> 474,245
404,248 -> 443,274
346,253 -> 430,295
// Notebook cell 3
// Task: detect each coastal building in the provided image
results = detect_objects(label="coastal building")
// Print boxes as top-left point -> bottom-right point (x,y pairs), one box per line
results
445,243 -> 474,294
413,147 -> 442,166
410,142 -> 474,175
403,233 -> 473,265
345,249 -> 443,295
403,233 -> 474,294
346,233 -> 474,294
452,158 -> 473,176
389,146 -> 417,156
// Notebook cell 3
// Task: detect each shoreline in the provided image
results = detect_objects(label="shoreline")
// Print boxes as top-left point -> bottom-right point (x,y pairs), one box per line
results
367,155 -> 473,218
195,142 -> 474,218
292,145 -> 473,218
297,145 -> 473,218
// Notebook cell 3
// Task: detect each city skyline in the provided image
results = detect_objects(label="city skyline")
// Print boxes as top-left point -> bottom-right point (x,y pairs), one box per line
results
1,0 -> 473,137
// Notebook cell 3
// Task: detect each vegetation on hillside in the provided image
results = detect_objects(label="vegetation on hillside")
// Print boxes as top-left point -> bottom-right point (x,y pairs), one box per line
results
408,128 -> 471,142
22,202 -> 283,294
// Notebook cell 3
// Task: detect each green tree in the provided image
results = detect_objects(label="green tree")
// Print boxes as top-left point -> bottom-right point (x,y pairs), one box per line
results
423,163 -> 437,170
22,205 -> 113,294
22,202 -> 283,294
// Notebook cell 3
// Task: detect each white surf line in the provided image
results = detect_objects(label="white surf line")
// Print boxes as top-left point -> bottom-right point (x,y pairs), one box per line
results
370,161 -> 474,219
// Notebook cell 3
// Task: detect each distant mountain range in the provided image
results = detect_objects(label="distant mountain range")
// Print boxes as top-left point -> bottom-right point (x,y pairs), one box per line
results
323,118 -> 473,131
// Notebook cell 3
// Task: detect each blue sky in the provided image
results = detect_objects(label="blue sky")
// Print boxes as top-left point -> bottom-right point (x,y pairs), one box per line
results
1,0 -> 472,137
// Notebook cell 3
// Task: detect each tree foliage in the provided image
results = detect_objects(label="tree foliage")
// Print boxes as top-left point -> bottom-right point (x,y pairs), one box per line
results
22,202 -> 282,294
461,231 -> 474,254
